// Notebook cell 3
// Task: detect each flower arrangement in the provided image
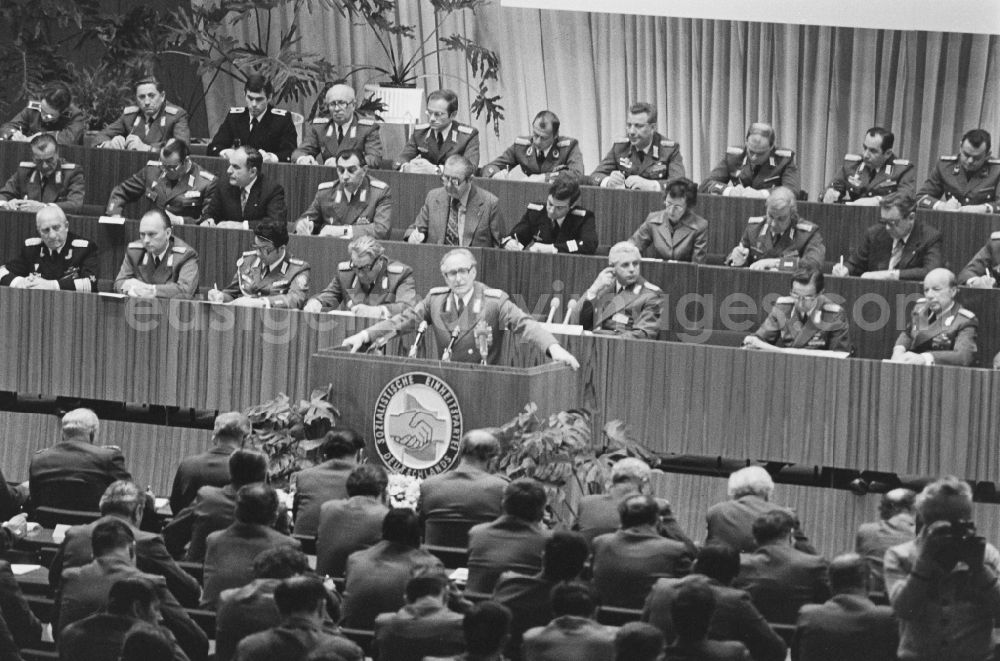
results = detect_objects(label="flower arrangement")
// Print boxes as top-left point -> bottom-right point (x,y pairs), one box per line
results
387,472 -> 422,510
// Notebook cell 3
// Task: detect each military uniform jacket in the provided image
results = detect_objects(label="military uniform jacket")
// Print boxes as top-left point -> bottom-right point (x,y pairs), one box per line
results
506,203 -> 597,254
828,153 -> 916,201
701,146 -> 801,194
738,216 -> 826,268
0,101 -> 86,145
957,231 -> 1000,285
394,121 -> 481,168
221,250 -> 310,309
0,231 -> 98,292
106,160 -> 218,223
291,114 -> 383,167
754,293 -> 851,352
843,220 -> 943,282
917,156 -> 1000,211
97,103 -> 191,151
0,159 -> 84,212
301,176 -> 392,239
365,281 -> 558,364
207,106 -> 298,161
590,133 -> 685,185
895,301 -> 978,366
481,136 -> 585,178
312,259 -> 417,313
578,277 -> 662,339
630,209 -> 709,263
113,236 -> 199,299
198,175 -> 287,229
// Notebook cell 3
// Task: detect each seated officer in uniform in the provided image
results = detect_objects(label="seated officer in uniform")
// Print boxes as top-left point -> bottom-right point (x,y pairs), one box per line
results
743,267 -> 852,354
917,128 -> 1000,213
292,80 -> 382,167
629,177 -> 708,263
199,146 -> 287,230
577,241 -> 662,339
822,127 -> 915,205
891,268 -> 977,366
591,101 -> 684,190
207,74 -> 298,162
725,186 -> 825,270
394,89 -> 480,173
1,82 -> 85,145
502,173 -> 597,254
831,192 -> 943,282
106,139 -> 218,225
208,221 -> 310,309
295,148 -> 391,239
114,209 -> 199,299
0,133 -> 84,213
958,231 -> 1000,287
303,235 -> 416,317
96,77 -> 190,152
342,248 -> 579,368
701,122 -> 800,197
482,110 -> 585,181
0,205 -> 98,292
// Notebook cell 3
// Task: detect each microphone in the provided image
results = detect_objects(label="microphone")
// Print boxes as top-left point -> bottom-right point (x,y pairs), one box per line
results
407,321 -> 428,358
366,330 -> 395,354
546,297 -> 560,324
474,320 -> 492,365
441,327 -> 460,362
562,299 -> 578,325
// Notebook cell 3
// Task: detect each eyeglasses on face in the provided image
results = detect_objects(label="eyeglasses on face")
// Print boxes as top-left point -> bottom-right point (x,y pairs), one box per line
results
441,267 -> 472,278
328,100 -> 354,108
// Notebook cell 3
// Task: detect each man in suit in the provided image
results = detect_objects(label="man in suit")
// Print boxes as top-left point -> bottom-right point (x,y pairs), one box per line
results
106,139 -> 218,224
592,494 -> 694,609
1,82 -> 85,145
97,77 -> 190,152
726,186 -> 825,270
832,191 -> 943,281
426,602 -> 513,661
0,556 -> 42,650
792,553 -> 898,661
56,519 -> 208,661
0,133 -> 84,212
342,248 -> 579,368
293,81 -> 382,167
522,582 -> 617,661
294,148 -> 392,239
643,544 -> 787,661
701,122 -> 799,197
578,241 -> 662,339
734,510 -> 831,625
207,221 -> 310,309
373,569 -> 466,661
207,74 -> 297,162
890,268 -> 978,366
114,209 -> 199,299
303,236 -> 418,316
855,489 -> 916,596
483,110 -> 585,181
466,478 -> 552,594
199,146 -> 287,229
29,408 -> 131,513
502,173 -> 597,254
958,231 -> 1000,287
291,427 -> 362,537
822,126 -> 916,204
48,480 -> 201,608
405,155 -> 503,248
916,128 -> 1000,213
629,177 -> 708,263
591,102 -> 685,190
315,464 -> 390,578
168,411 -> 249,515
418,429 -> 509,530
202,484 -> 301,608
0,205 -> 98,292
662,581 -> 751,661
394,89 -> 480,172
614,623 -> 665,661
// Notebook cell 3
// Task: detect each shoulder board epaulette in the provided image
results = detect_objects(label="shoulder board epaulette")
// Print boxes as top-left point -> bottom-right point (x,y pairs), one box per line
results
369,178 -> 387,189
229,107 -> 247,114
822,302 -> 842,313
101,445 -> 123,452
122,105 -> 139,114
18,161 -> 33,168
128,241 -> 144,249
338,261 -> 351,271
318,181 -> 335,190
311,117 -> 329,124
989,231 -> 1000,241
893,158 -> 911,166
726,146 -> 744,156
775,295 -> 795,304
483,287 -> 504,297
527,203 -> 544,211
796,221 -> 816,231
844,153 -> 862,162
414,123 -> 430,130
357,118 -> 375,126
916,298 -> 928,304
199,170 -> 216,181
429,286 -> 450,295
24,238 -> 41,246
61,163 -> 76,169
27,101 -> 41,111
146,160 -> 161,167
748,216 -> 765,224
242,249 -> 257,257
990,159 -> 1000,166
288,257 -> 305,265
642,281 -> 662,292
613,137 -> 630,144
456,124 -> 473,135
71,239 -> 90,248
557,138 -> 573,147
514,137 -> 531,146
660,139 -> 676,147
387,263 -> 405,274
940,155 -> 957,162
572,208 -> 587,216
775,148 -> 794,158
164,106 -> 179,115
270,108 -> 288,116
172,246 -> 189,254
959,308 -> 976,319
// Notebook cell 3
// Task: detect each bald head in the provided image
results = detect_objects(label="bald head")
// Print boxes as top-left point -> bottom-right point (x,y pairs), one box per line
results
925,268 -> 956,290
458,429 -> 501,467
36,205 -> 69,251
922,268 -> 958,313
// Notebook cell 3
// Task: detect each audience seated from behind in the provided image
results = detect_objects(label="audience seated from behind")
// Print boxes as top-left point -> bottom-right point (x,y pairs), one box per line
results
854,488 -> 916,596
614,622 -> 666,661
120,624 -> 184,661
425,600 -> 514,661
372,568 -> 467,661
292,427 -> 363,537
663,580 -> 751,661
522,582 -> 617,661
169,411 -> 248,516
315,464 -> 390,578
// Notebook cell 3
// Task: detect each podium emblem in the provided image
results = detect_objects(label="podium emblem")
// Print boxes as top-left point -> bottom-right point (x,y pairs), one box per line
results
373,372 -> 463,478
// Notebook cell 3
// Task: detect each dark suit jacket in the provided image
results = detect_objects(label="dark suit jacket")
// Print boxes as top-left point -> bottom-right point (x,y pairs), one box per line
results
735,543 -> 831,625
705,494 -> 816,554
315,495 -> 388,578
405,185 -> 504,248
341,541 -> 444,629
592,526 -> 694,608
492,571 -> 559,661
291,458 -> 356,537
844,220 -> 944,281
168,446 -> 233,516
573,489 -> 696,553
48,514 -> 201,607
207,106 -> 298,161
373,602 -> 465,661
855,514 -> 915,595
417,464 -> 508,526
234,615 -> 362,661
522,615 -> 617,661
664,640 -> 751,661
0,560 -> 41,648
201,522 -> 301,608
466,515 -> 551,594
0,611 -> 19,661
164,483 -> 238,561
59,614 -> 188,661
643,575 -> 787,661
791,593 -> 898,661
28,440 -> 131,512
199,175 -> 288,228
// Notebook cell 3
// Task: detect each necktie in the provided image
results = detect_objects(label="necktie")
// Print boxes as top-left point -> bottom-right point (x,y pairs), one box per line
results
436,131 -> 444,150
444,198 -> 460,246
635,150 -> 646,165
888,240 -> 904,270
337,125 -> 345,144
250,117 -> 259,134
153,255 -> 161,269
536,149 -> 546,171
454,295 -> 465,317
240,188 -> 249,214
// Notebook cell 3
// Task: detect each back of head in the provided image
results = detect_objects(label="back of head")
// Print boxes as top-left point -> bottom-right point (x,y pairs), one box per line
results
382,507 -> 421,547
550,581 -> 598,618
618,493 -> 659,528
727,465 -> 774,499
611,457 -> 650,487
321,428 -> 363,461
542,531 -> 590,581
405,566 -> 449,603
228,448 -> 268,486
252,545 -> 310,579
916,475 -> 973,527
99,480 -> 145,523
694,543 -> 741,585
213,411 -> 251,445
107,577 -> 159,617
671,581 -> 715,642
346,464 -> 388,498
458,429 -> 501,465
91,518 -> 135,557
879,488 -> 916,520
463,601 -> 512,655
751,510 -> 796,546
828,552 -> 868,595
235,483 -> 278,526
614,622 -> 665,661
503,478 -> 547,522
273,575 -> 327,617
62,408 -> 99,442
120,625 -> 174,661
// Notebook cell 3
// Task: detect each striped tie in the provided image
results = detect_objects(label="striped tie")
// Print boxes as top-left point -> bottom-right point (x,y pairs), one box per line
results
444,199 -> 460,246
888,240 -> 904,270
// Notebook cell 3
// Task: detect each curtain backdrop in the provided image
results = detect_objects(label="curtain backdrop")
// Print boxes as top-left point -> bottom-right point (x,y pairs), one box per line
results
202,4 -> 1000,198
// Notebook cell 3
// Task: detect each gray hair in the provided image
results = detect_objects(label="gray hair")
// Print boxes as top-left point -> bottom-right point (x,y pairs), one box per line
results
727,465 -> 774,499
62,408 -> 99,439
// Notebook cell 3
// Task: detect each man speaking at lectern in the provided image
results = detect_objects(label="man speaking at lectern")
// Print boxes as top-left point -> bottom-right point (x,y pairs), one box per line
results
342,248 -> 579,369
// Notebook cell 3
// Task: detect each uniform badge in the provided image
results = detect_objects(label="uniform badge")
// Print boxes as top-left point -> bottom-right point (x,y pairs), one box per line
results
618,157 -> 632,171
848,174 -> 862,187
